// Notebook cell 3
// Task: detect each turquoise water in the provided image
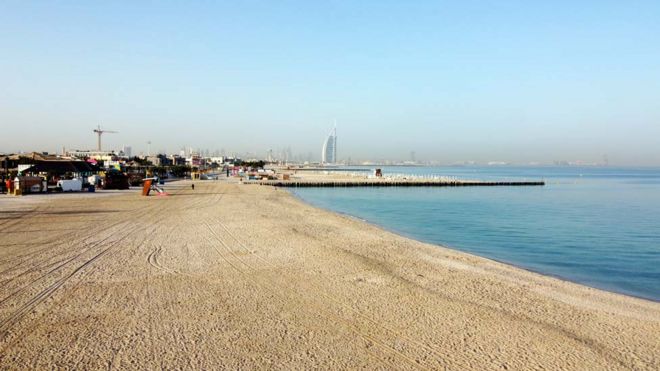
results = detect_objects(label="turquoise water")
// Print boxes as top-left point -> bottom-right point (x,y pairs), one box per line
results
292,166 -> 660,301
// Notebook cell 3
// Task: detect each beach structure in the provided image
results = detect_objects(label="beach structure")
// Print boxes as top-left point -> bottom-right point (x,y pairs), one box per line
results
321,126 -> 337,165
16,160 -> 98,194
1,153 -> 91,194
13,176 -> 47,195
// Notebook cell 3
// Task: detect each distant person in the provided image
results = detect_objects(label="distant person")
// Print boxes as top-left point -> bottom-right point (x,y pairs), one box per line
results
191,183 -> 195,190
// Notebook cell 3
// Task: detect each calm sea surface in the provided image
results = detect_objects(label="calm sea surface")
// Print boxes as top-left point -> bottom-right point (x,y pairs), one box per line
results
292,166 -> 660,301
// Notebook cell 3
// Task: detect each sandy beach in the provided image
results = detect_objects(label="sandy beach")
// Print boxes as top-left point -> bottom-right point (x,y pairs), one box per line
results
0,180 -> 658,370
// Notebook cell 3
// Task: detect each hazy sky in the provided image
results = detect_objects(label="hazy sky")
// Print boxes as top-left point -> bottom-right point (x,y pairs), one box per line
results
1,1 -> 659,164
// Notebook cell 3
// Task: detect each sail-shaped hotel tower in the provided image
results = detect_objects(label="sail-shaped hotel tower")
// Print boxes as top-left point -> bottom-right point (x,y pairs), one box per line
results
321,127 -> 337,165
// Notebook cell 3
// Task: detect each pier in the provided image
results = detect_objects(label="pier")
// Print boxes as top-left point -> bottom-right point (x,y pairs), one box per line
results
247,179 -> 545,188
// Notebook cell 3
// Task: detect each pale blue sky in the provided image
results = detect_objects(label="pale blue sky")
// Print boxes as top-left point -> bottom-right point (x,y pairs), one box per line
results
1,1 -> 659,164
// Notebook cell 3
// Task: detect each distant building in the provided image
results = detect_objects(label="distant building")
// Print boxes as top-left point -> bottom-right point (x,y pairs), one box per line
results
146,154 -> 173,167
321,127 -> 337,164
67,150 -> 116,162
186,155 -> 203,167
170,155 -> 186,166
121,146 -> 132,158
147,156 -> 162,166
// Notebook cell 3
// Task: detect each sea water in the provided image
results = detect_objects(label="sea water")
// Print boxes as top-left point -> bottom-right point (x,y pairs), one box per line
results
292,166 -> 660,301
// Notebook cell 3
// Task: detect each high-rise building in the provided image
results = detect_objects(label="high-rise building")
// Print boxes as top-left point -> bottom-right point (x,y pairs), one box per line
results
122,145 -> 132,158
321,126 -> 337,164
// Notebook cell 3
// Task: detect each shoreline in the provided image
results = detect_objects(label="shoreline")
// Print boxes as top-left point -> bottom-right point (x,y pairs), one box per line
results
285,188 -> 659,306
288,188 -> 659,304
1,181 -> 658,369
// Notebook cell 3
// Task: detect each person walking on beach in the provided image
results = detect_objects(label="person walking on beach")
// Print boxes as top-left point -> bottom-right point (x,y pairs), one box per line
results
191,183 -> 195,190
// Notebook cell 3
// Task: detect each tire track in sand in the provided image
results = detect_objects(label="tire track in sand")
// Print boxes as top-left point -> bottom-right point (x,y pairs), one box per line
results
201,219 -> 423,370
0,191 -> 168,344
214,217 -> 474,369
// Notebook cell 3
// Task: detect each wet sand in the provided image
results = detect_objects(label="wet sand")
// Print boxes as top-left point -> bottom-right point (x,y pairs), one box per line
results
0,181 -> 658,369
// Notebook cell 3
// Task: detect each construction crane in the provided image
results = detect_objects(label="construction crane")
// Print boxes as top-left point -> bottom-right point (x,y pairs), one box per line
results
93,125 -> 118,151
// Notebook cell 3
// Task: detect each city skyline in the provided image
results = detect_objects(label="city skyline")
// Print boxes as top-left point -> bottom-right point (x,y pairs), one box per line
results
0,128 -> 642,167
2,1 -> 660,165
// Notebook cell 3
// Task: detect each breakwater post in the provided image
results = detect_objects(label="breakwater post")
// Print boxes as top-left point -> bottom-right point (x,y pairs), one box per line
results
248,180 -> 545,188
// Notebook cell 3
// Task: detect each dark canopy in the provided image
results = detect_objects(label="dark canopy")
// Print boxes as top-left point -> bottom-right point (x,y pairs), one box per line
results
22,160 -> 96,174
